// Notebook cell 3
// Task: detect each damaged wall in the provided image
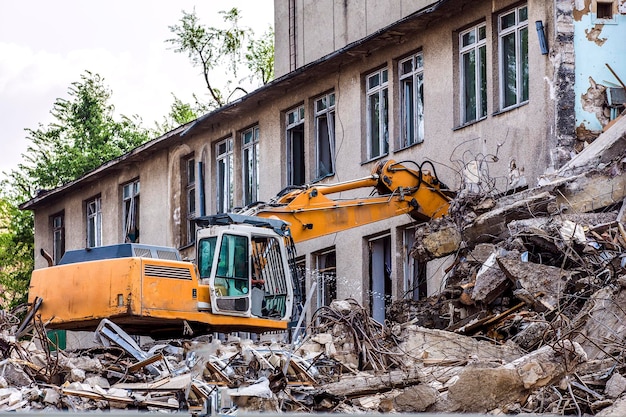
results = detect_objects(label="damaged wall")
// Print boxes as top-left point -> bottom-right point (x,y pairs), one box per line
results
574,0 -> 626,139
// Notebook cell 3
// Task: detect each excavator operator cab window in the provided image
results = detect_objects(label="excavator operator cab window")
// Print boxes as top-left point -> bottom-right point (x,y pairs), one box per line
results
197,236 -> 217,280
214,234 -> 251,313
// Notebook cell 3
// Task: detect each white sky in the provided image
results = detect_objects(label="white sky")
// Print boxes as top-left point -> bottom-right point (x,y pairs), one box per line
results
0,0 -> 274,176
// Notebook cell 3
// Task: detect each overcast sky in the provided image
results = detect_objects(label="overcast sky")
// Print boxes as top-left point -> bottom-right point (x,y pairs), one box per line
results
0,0 -> 273,176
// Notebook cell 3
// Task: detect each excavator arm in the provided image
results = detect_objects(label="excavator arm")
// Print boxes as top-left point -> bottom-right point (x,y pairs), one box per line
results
240,159 -> 452,243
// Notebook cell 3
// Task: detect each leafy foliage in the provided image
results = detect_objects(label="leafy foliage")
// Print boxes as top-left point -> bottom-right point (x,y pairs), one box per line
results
246,28 -> 275,85
153,93 -> 210,135
0,71 -> 150,309
166,7 -> 274,110
14,71 -> 150,192
0,194 -> 33,309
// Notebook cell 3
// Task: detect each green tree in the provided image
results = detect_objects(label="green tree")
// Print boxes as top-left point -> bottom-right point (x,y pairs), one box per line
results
0,194 -> 33,309
153,93 -> 210,134
15,71 -> 150,191
246,28 -> 275,85
166,7 -> 274,110
0,71 -> 151,309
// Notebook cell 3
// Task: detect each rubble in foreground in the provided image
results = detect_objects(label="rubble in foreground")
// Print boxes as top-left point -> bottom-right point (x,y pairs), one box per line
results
2,113 -> 626,414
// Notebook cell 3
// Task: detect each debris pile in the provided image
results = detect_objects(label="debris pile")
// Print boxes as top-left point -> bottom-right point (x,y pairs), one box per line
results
2,114 -> 626,414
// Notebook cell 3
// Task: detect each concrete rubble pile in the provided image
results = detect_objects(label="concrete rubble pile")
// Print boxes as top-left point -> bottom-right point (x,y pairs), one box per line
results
2,114 -> 626,414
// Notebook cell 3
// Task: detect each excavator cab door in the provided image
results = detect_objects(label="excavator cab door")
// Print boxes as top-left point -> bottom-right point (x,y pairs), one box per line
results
198,231 -> 252,316
196,224 -> 293,320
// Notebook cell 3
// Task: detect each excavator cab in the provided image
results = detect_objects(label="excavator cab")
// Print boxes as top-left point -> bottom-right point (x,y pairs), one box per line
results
195,214 -> 294,322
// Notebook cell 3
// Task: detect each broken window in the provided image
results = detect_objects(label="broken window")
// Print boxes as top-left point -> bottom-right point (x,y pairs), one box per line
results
52,212 -> 65,265
369,235 -> 392,323
86,196 -> 102,248
314,248 -> 336,309
460,24 -> 487,123
123,180 -> 140,243
595,0 -> 615,20
399,53 -> 425,147
242,126 -> 260,206
403,228 -> 427,300
183,156 -> 196,245
314,92 -> 336,179
499,5 -> 528,109
366,68 -> 389,160
286,106 -> 305,186
216,138 -> 233,213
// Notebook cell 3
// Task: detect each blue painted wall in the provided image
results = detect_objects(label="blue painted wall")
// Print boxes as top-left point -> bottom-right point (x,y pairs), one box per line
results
574,6 -> 626,133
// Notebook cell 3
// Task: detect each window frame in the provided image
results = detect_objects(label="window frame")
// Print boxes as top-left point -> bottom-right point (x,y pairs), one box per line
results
459,23 -> 488,124
216,137 -> 234,214
286,105 -> 305,186
52,212 -> 65,265
122,179 -> 140,243
498,4 -> 529,110
184,156 -> 196,245
399,53 -> 425,148
365,68 -> 389,160
241,126 -> 260,206
314,248 -> 337,309
314,92 -> 336,179
86,195 -> 102,248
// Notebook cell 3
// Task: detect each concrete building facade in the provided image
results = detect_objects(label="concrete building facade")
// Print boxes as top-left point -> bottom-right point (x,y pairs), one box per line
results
21,0 -> 625,324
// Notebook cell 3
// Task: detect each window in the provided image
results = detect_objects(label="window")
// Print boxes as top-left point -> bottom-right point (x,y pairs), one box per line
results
314,92 -> 336,178
52,212 -> 65,265
314,248 -> 336,309
216,138 -> 233,213
123,180 -> 140,243
86,196 -> 102,248
460,24 -> 487,123
366,68 -> 389,160
499,5 -> 528,109
403,228 -> 427,300
242,126 -> 260,206
399,53 -> 425,147
184,157 -> 196,245
286,106 -> 305,186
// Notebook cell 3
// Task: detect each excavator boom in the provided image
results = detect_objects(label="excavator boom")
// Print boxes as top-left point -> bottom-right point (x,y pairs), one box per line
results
241,159 -> 452,243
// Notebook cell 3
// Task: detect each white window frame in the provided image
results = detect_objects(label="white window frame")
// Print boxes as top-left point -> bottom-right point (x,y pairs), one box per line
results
216,138 -> 233,213
286,106 -> 305,186
498,4 -> 529,110
314,92 -> 336,179
399,53 -> 424,147
86,196 -> 102,248
314,248 -> 336,309
460,23 -> 487,124
242,126 -> 260,206
122,180 -> 140,243
366,68 -> 389,160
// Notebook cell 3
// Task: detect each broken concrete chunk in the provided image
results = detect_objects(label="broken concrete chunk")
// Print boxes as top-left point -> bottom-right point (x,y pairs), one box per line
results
447,367 -> 526,413
392,384 -> 438,412
497,253 -> 574,311
42,388 -> 60,405
471,251 -> 512,304
1,361 -> 33,387
606,373 -> 626,399
69,368 -> 86,383
421,227 -> 462,259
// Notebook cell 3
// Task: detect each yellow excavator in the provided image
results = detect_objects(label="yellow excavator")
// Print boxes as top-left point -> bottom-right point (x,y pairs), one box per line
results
27,160 -> 452,336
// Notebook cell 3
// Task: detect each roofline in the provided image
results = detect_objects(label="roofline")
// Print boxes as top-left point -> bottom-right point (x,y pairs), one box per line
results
19,123 -> 190,210
20,0 -> 448,211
